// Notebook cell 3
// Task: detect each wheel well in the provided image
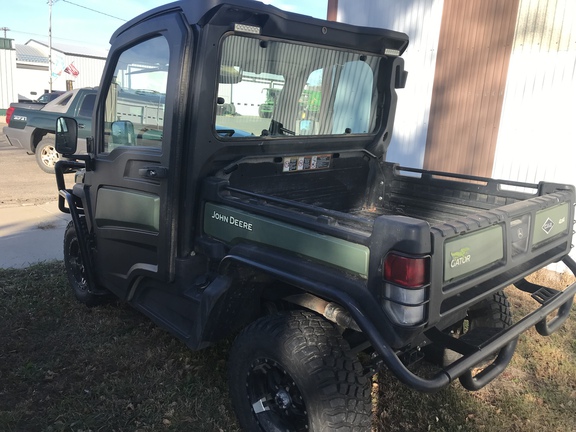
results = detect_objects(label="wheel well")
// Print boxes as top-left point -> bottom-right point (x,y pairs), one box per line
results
210,262 -> 363,336
31,129 -> 53,151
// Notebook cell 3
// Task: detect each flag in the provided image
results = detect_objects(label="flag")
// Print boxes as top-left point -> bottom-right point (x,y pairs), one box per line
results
64,63 -> 80,77
51,52 -> 66,79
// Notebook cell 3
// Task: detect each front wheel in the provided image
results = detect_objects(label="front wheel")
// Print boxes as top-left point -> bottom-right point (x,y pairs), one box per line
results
63,220 -> 109,307
228,310 -> 371,431
35,137 -> 60,174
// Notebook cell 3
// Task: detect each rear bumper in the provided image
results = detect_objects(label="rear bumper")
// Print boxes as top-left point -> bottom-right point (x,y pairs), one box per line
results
365,255 -> 576,392
2,125 -> 33,151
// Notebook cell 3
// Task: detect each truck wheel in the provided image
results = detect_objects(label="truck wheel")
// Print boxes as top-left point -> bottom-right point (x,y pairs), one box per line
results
64,220 -> 108,307
467,291 -> 512,330
443,291 -> 512,365
228,310 -> 371,431
35,137 -> 60,174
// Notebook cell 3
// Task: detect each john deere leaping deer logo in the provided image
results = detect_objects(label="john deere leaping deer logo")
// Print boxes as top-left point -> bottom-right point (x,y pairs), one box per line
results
450,247 -> 471,268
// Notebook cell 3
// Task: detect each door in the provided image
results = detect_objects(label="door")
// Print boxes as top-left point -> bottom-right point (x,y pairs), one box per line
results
85,13 -> 188,296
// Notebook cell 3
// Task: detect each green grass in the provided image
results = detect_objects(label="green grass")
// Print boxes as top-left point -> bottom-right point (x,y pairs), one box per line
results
1,263 -> 575,431
0,263 -> 238,432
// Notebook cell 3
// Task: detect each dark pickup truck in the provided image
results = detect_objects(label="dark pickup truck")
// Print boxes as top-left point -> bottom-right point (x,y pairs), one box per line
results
53,1 -> 576,430
3,88 -> 96,173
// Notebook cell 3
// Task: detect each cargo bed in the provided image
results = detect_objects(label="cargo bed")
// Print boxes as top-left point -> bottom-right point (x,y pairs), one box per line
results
220,155 -> 570,233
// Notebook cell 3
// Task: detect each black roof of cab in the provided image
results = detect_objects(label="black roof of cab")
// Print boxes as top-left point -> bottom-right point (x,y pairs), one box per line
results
110,0 -> 409,56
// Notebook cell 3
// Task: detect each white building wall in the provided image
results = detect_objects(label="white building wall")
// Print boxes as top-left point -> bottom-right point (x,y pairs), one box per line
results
59,54 -> 106,89
492,0 -> 576,268
493,0 -> 576,186
25,40 -> 106,91
337,0 -> 444,168
0,41 -> 18,109
14,65 -> 52,99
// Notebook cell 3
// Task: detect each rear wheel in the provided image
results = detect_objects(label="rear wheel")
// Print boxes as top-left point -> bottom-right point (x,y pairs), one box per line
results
229,310 -> 371,431
63,220 -> 109,307
443,291 -> 512,365
35,137 -> 60,174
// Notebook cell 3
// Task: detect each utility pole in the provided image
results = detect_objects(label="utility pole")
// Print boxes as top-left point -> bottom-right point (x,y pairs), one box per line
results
0,27 -> 9,38
49,0 -> 53,91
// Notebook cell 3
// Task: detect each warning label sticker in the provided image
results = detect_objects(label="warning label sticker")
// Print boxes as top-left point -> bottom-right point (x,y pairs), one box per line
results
282,154 -> 331,173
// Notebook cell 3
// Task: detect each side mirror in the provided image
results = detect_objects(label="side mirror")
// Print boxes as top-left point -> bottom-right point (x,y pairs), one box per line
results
395,70 -> 408,89
55,117 -> 78,155
111,120 -> 135,146
219,65 -> 243,84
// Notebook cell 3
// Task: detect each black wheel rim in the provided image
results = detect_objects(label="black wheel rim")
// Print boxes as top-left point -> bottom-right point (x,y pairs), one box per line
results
68,237 -> 88,291
247,358 -> 308,431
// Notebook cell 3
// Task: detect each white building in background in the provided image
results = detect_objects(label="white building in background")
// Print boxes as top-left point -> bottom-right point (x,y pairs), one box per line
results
0,38 -> 18,109
0,38 -> 106,106
337,0 -> 576,267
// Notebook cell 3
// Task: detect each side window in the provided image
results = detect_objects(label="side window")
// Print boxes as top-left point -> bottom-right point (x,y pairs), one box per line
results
102,37 -> 170,152
78,94 -> 96,118
332,61 -> 374,134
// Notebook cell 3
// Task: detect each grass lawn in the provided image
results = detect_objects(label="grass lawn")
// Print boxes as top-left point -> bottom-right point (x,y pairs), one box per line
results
0,263 -> 575,431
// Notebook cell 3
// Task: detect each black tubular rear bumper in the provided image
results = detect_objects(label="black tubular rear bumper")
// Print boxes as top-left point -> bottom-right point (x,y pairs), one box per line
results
365,255 -> 576,392
222,240 -> 576,393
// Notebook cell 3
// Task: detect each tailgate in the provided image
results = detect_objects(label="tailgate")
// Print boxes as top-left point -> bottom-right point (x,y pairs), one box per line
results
428,187 -> 574,325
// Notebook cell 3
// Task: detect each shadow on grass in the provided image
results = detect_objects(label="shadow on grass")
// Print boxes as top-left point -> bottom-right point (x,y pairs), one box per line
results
1,264 -> 575,431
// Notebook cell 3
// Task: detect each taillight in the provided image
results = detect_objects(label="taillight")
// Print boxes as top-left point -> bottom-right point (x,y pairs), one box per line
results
5,107 -> 14,125
382,253 -> 430,326
384,254 -> 429,288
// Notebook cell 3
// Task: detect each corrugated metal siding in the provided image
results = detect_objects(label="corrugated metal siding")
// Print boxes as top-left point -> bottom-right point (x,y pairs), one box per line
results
0,41 -> 18,109
61,54 -> 105,89
492,0 -> 576,269
493,0 -> 576,186
337,0 -> 444,168
23,41 -> 105,91
423,0 -> 520,176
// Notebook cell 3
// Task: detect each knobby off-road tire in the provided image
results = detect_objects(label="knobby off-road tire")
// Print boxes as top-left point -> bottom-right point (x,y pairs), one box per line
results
443,291 -> 512,366
229,310 -> 371,432
63,219 -> 108,307
467,291 -> 512,331
35,137 -> 60,174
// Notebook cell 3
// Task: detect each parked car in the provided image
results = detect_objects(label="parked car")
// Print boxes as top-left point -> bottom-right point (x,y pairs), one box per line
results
2,88 -> 96,173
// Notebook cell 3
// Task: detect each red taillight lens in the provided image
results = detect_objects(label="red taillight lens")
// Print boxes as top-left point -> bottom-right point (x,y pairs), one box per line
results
384,253 -> 429,288
5,107 -> 14,125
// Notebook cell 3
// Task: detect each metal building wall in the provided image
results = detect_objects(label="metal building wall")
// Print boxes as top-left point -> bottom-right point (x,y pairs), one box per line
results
423,0 -> 520,176
24,40 -> 106,92
336,0 -> 444,168
60,54 -> 106,90
492,0 -> 576,187
0,39 -> 18,110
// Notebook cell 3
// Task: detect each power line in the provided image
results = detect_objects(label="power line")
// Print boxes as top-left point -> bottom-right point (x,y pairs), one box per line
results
10,28 -> 107,48
61,0 -> 127,22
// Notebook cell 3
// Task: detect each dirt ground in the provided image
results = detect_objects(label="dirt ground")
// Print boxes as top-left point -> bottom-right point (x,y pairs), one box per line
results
0,124 -> 71,207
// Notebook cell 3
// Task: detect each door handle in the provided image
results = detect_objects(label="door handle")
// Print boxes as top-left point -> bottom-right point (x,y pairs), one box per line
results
78,123 -> 85,129
139,166 -> 168,179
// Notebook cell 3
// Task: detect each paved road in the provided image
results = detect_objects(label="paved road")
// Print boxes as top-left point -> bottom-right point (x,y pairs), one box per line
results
0,121 -> 72,268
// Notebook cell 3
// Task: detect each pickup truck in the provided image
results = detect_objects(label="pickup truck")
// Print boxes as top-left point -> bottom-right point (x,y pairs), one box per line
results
53,1 -> 576,430
2,88 -> 96,173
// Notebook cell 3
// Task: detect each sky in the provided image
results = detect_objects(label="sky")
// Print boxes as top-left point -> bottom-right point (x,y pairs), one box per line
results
1,0 -> 328,51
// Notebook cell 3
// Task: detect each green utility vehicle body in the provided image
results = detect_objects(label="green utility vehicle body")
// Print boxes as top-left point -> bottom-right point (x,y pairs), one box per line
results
54,0 -> 576,429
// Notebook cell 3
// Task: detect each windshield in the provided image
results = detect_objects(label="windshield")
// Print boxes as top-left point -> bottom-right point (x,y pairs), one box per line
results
216,35 -> 382,138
